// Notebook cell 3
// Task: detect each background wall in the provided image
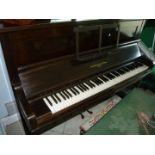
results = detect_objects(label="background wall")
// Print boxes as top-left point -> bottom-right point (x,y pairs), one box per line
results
141,20 -> 155,54
0,43 -> 15,134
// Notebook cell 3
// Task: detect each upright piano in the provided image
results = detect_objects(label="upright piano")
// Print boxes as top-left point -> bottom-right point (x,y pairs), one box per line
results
0,19 -> 154,134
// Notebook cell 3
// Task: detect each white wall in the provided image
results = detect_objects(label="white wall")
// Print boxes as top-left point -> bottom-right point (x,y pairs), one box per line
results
0,43 -> 15,118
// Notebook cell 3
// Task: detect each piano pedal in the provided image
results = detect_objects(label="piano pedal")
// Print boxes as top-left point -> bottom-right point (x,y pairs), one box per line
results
87,110 -> 93,115
80,113 -> 85,119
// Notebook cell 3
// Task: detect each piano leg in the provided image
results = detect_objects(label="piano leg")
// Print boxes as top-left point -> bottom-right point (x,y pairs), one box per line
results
87,109 -> 93,114
80,113 -> 85,119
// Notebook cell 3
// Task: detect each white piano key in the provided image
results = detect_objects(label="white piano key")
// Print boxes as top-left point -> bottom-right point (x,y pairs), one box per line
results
74,86 -> 83,93
97,77 -> 105,83
102,75 -> 109,81
89,80 -> 97,87
56,93 -> 67,110
53,94 -> 59,103
43,98 -> 55,113
47,96 -> 60,112
83,82 -> 91,89
67,88 -> 75,97
44,64 -> 149,114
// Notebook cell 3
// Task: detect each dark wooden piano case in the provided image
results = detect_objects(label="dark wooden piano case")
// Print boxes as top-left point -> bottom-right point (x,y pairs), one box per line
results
0,20 -> 153,134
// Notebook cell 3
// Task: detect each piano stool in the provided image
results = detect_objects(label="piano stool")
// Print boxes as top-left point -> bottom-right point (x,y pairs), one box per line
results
85,88 -> 155,135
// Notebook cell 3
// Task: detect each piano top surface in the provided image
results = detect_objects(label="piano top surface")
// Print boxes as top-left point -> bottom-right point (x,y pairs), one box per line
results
19,43 -> 142,99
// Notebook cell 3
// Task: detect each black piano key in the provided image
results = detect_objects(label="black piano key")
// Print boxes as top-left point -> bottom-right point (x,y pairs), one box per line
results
70,88 -> 77,95
60,91 -> 66,100
73,86 -> 80,94
99,75 -> 109,82
97,78 -> 103,84
114,71 -> 121,76
133,63 -> 140,68
52,95 -> 58,104
104,73 -> 114,80
89,80 -> 96,87
83,83 -> 90,90
136,62 -> 143,67
62,90 -> 69,99
54,93 -> 61,102
66,89 -> 72,97
65,90 -> 70,98
130,64 -> 136,69
91,79 -> 99,85
119,68 -> 126,74
111,71 -> 120,77
77,85 -> 84,92
122,68 -> 128,73
135,62 -> 142,67
131,63 -> 138,68
47,98 -> 53,106
64,90 -> 71,98
122,67 -> 130,72
79,83 -> 86,91
130,64 -> 137,69
82,83 -> 88,90
125,65 -> 132,71
104,75 -> 110,80
79,83 -> 87,91
81,83 -> 89,90
97,77 -> 104,83
109,72 -> 116,78
92,77 -> 102,85
127,64 -> 135,70
86,81 -> 94,88
116,69 -> 124,75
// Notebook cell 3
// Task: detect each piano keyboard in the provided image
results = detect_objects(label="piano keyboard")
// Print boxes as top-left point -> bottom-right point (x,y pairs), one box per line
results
43,62 -> 148,114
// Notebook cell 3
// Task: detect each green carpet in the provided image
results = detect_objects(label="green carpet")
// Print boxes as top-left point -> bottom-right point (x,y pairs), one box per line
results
85,88 -> 155,135
152,67 -> 155,76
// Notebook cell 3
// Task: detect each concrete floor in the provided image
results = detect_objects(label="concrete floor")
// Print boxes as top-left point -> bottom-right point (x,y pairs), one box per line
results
5,96 -> 117,135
